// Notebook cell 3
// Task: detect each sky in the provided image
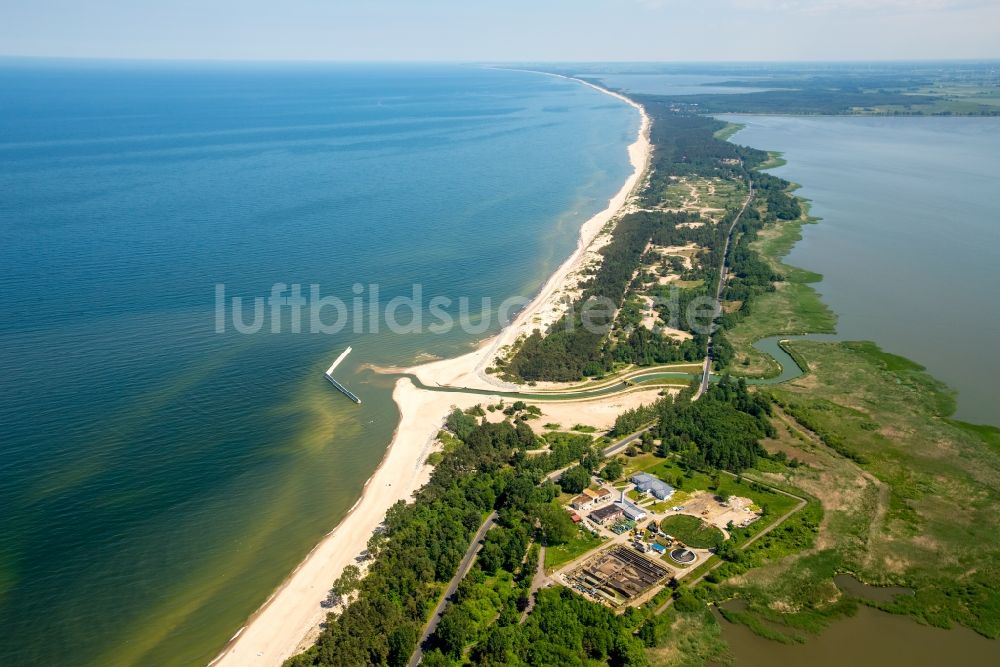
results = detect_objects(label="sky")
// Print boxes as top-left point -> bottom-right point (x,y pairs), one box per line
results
1,0 -> 998,62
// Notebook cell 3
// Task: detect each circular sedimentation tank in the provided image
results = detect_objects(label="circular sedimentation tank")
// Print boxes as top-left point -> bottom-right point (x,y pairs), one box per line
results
670,548 -> 696,564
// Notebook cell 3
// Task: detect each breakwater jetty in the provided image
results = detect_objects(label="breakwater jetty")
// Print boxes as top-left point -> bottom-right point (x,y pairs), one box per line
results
324,347 -> 361,404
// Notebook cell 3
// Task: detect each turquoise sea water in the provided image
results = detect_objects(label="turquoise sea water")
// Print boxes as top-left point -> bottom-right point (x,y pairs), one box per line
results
0,61 -> 639,665
726,115 -> 1000,425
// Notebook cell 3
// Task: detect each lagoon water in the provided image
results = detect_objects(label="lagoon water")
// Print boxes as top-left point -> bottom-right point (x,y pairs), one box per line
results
728,115 -> 1000,426
718,605 -> 997,666
586,73 -> 777,96
0,62 -> 638,665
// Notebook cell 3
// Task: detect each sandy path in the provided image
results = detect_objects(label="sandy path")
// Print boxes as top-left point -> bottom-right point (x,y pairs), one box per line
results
209,77 -> 650,667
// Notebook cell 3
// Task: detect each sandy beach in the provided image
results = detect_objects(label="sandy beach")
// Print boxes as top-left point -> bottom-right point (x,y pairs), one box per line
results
210,79 -> 651,667
210,380 -> 489,666
408,75 -> 651,394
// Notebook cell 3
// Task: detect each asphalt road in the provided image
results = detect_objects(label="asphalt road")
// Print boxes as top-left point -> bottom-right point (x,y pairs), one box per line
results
408,422 -> 656,664
601,427 -> 653,458
695,180 -> 754,400
408,511 -> 498,667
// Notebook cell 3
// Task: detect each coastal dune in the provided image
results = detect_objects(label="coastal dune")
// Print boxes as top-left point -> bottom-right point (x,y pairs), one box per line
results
211,79 -> 650,667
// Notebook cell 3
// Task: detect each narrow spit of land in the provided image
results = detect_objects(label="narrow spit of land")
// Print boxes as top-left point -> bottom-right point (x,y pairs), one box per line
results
278,75 -> 1000,667
211,75 -> 652,667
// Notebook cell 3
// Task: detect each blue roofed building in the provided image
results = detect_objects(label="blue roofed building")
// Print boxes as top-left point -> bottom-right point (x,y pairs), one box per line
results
630,472 -> 675,501
615,496 -> 648,522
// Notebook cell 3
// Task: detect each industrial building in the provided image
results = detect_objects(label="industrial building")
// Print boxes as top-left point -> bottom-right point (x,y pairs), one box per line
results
573,546 -> 671,603
614,496 -> 648,522
585,487 -> 614,504
589,504 -> 625,525
630,472 -> 675,500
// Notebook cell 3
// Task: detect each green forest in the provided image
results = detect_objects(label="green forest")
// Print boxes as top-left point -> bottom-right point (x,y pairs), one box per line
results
285,411 -> 617,667
286,74 -> 1000,666
287,373 -> 783,666
564,62 -> 1000,116
654,376 -> 774,472
501,104 -> 803,383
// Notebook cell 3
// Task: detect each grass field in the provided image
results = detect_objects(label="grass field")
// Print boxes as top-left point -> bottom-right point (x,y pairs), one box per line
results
660,515 -> 726,549
544,527 -> 606,572
709,340 -> 1000,640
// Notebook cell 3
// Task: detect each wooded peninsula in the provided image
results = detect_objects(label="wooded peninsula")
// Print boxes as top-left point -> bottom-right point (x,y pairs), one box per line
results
286,78 -> 1000,667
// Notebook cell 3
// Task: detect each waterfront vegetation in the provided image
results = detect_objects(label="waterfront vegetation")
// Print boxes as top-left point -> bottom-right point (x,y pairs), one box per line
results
773,343 -> 997,626
502,104 -> 806,383
725,202 -> 837,377
286,382 -> 788,665
661,142 -> 1000,658
712,122 -> 743,142
681,340 -> 1000,649
288,82 -> 1000,666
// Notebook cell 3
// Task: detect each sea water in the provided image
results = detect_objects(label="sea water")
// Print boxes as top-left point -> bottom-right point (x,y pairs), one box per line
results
0,60 -> 638,665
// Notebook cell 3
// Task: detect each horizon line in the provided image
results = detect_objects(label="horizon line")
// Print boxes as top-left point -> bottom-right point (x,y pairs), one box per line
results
2,54 -> 999,66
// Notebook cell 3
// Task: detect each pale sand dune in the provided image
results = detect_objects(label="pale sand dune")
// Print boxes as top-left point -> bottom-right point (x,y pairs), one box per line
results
211,80 -> 650,667
660,324 -> 694,342
528,388 -> 669,434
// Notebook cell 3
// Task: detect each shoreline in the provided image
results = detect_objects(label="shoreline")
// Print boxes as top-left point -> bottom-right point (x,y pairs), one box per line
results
210,381 -> 495,667
408,75 -> 650,393
210,77 -> 650,667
